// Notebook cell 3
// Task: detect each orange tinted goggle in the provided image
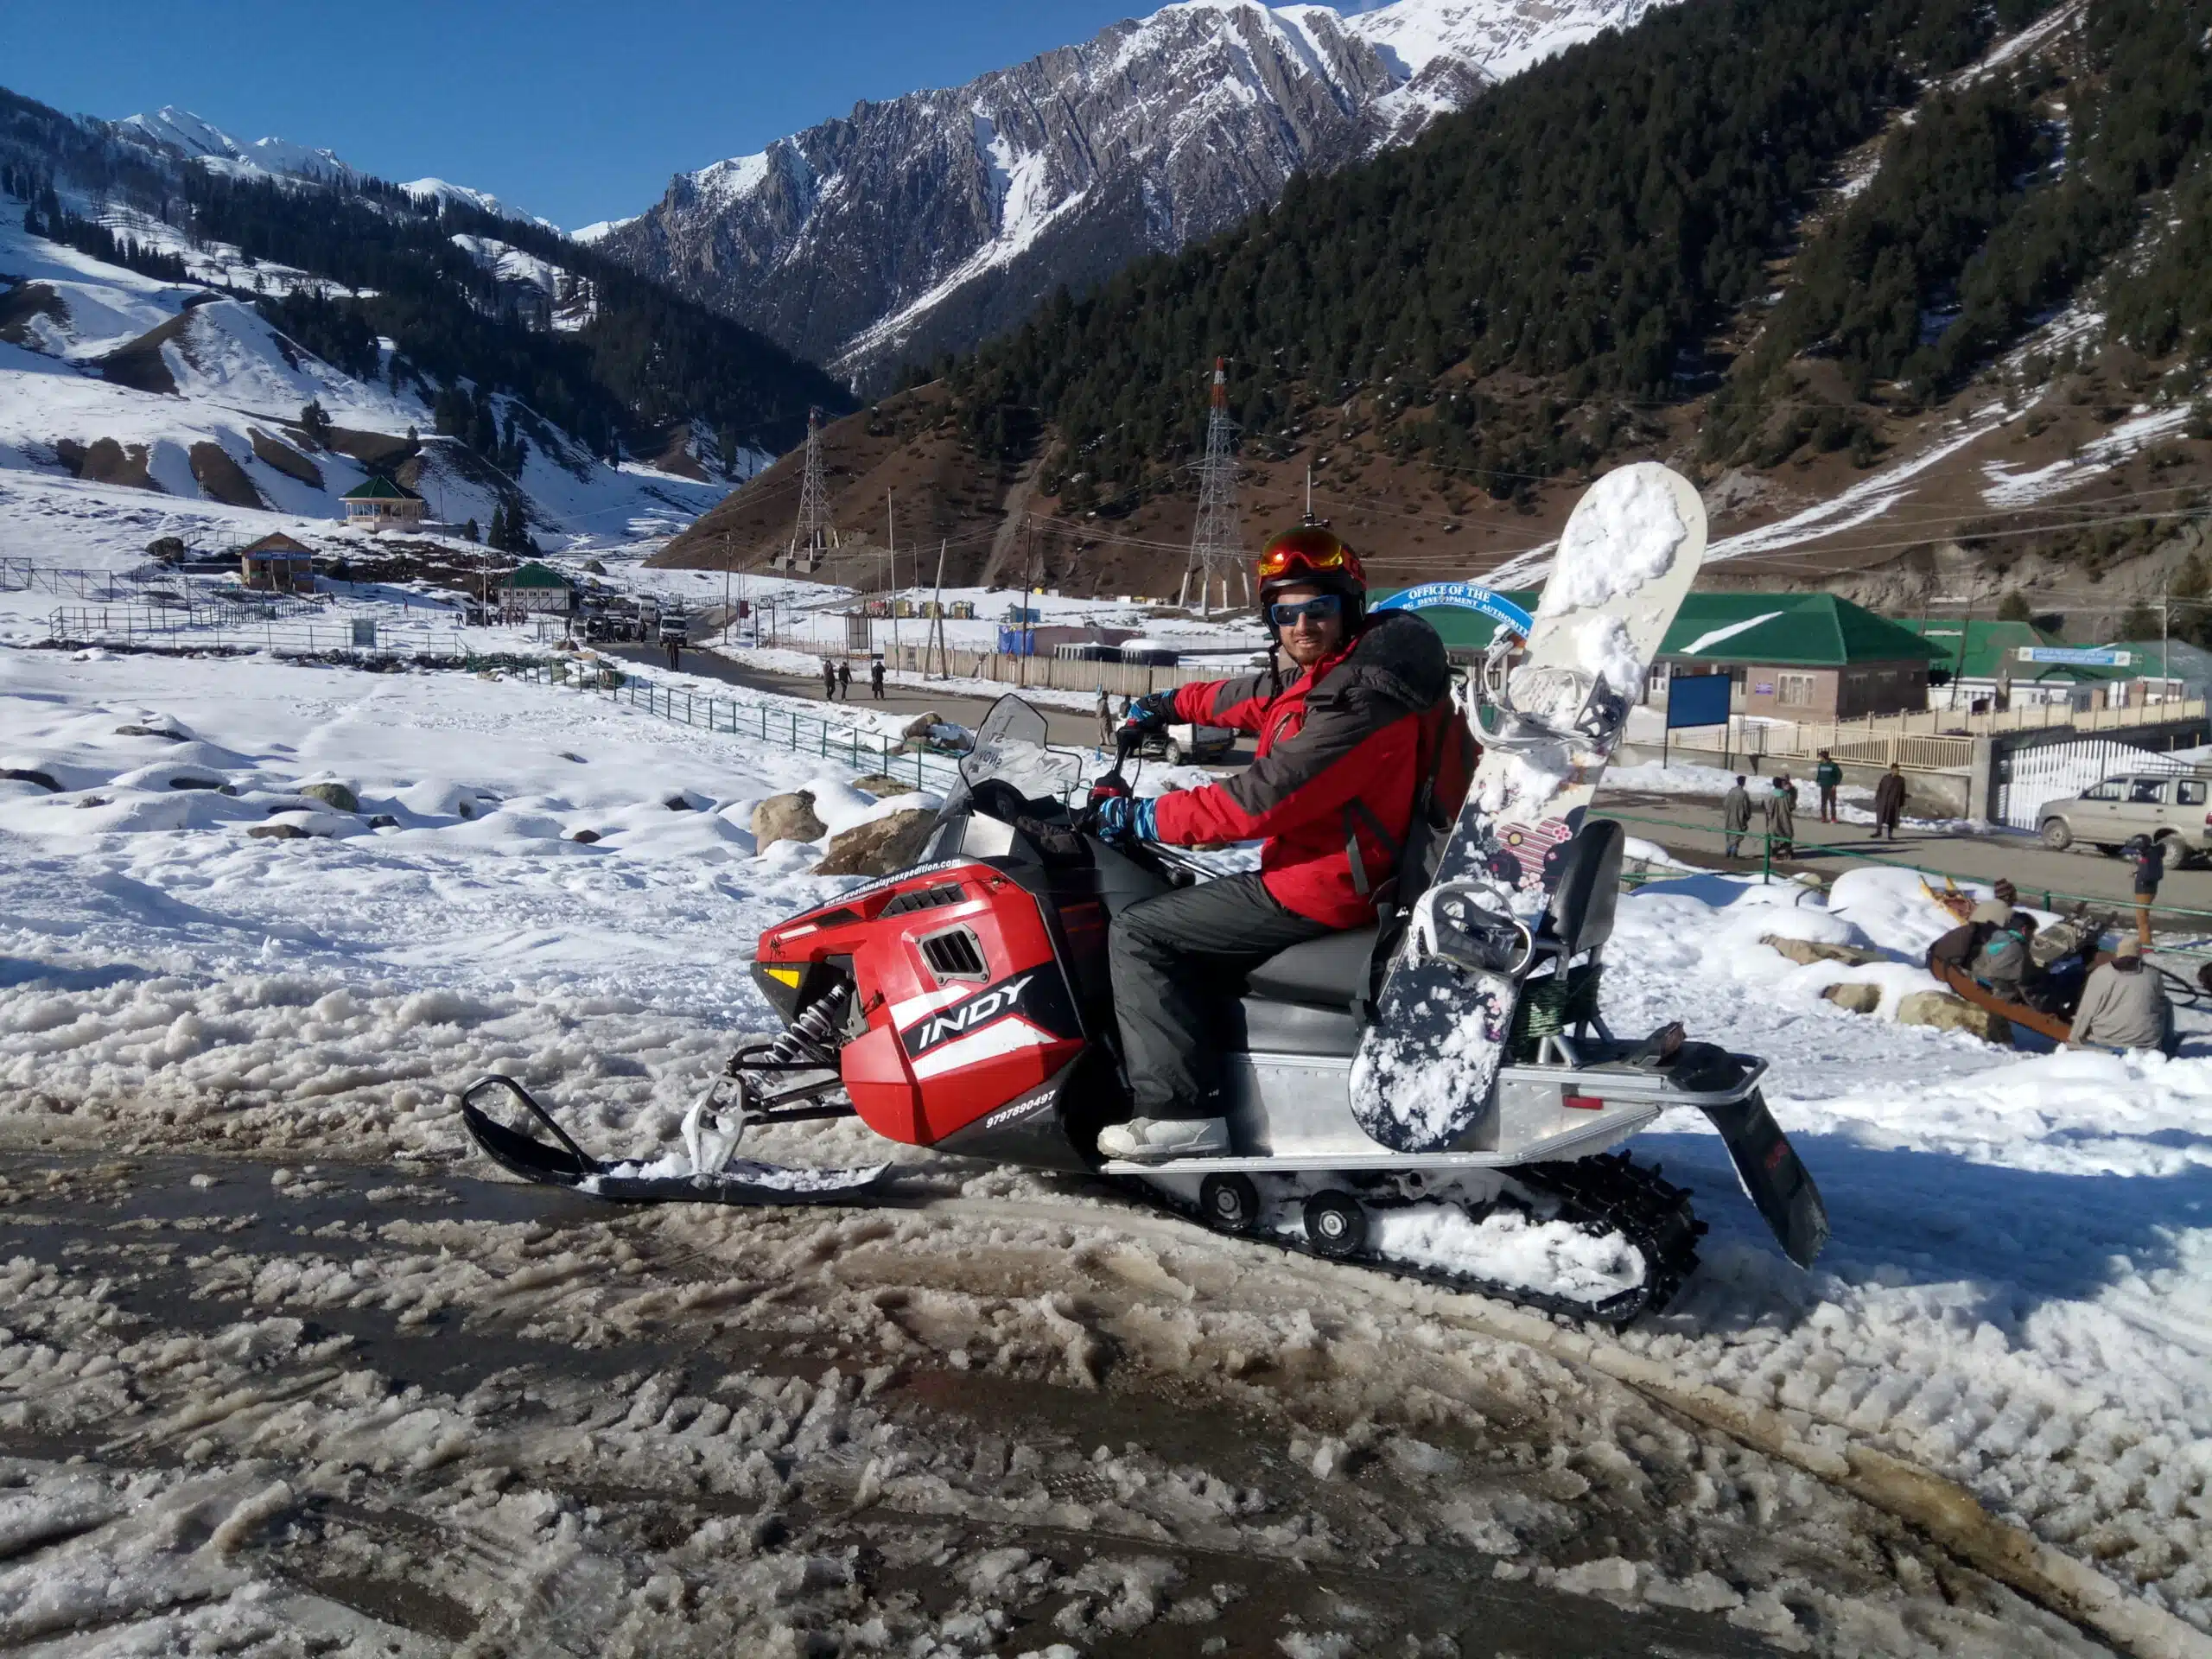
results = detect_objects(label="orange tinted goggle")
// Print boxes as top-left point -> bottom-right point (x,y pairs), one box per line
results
1257,539 -> 1349,578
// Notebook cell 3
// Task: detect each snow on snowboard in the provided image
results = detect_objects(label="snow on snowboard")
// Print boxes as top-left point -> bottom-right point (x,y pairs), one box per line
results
1351,463 -> 1706,1154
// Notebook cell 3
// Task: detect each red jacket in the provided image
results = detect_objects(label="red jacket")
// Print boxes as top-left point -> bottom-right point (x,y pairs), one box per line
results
1150,610 -> 1451,927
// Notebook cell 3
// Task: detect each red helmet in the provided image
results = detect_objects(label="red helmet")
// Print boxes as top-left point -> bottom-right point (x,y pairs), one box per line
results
1256,525 -> 1366,629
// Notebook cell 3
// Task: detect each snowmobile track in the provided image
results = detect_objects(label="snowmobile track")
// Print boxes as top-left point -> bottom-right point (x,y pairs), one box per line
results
1122,1148 -> 1703,1328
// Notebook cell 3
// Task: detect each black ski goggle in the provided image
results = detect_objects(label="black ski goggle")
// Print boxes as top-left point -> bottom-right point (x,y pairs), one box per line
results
1268,594 -> 1343,627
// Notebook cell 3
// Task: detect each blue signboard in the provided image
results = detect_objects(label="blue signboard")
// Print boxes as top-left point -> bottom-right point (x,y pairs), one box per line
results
1667,672 -> 1732,729
1373,581 -> 1535,639
2018,645 -> 2134,667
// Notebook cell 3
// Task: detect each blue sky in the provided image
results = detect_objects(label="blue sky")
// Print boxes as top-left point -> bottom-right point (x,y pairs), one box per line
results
5,1 -> 1164,230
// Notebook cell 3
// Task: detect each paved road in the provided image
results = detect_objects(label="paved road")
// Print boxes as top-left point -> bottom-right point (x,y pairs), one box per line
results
1599,787 -> 2212,937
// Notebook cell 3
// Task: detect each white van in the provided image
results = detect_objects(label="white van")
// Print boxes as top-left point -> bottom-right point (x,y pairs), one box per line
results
2037,773 -> 2212,864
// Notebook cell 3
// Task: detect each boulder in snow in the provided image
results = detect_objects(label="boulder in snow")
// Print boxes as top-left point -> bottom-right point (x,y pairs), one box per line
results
295,781 -> 360,813
1821,982 -> 1883,1014
1763,935 -> 1881,968
814,809 -> 936,877
569,829 -> 601,844
249,823 -> 308,840
752,791 -> 825,852
0,768 -> 60,792
849,772 -> 917,798
115,722 -> 188,741
1897,990 -> 2011,1044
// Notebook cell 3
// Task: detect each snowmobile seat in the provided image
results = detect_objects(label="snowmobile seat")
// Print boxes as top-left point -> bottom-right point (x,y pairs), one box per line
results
1535,820 -> 1624,962
1246,925 -> 1381,1007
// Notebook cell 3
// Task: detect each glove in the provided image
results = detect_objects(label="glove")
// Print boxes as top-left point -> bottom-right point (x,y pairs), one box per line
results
1120,692 -> 1177,734
1091,795 -> 1158,843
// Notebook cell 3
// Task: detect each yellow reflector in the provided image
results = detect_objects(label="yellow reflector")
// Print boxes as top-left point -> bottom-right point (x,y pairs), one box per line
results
764,966 -> 802,988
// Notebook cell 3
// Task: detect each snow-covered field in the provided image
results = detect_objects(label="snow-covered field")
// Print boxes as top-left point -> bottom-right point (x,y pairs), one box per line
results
0,645 -> 2206,1650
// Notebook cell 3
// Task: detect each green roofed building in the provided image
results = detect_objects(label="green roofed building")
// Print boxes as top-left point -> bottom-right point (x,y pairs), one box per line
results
1371,588 -> 1944,719
496,561 -> 575,616
1890,618 -> 2132,710
340,474 -> 426,534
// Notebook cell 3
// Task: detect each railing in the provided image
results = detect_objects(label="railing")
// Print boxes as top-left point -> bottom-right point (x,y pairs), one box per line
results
46,607 -> 469,658
504,659 -> 965,796
872,641 -> 1235,698
1656,723 -> 1978,771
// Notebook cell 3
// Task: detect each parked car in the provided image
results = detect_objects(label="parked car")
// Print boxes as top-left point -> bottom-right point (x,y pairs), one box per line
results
1135,721 -> 1236,766
2037,772 -> 2212,864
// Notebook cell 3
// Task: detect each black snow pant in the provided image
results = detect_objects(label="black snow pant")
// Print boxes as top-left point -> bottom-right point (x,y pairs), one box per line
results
1109,872 -> 1333,1119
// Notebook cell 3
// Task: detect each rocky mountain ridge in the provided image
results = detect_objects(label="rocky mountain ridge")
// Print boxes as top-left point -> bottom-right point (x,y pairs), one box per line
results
590,0 -> 1668,389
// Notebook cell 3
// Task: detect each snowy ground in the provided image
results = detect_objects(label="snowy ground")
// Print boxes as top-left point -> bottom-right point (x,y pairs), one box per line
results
0,647 -> 2205,1651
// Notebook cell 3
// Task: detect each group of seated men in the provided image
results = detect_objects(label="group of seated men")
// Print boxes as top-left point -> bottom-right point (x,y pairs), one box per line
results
1928,896 -> 2174,1053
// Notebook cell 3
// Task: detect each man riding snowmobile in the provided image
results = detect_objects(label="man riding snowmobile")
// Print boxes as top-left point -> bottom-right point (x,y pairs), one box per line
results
1088,526 -> 1451,1162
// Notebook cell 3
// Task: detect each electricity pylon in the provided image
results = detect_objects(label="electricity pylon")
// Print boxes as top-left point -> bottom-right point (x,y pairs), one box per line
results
1179,359 -> 1247,617
781,408 -> 838,571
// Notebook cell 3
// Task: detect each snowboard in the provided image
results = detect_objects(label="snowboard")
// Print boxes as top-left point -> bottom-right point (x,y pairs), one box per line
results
1351,463 -> 1707,1154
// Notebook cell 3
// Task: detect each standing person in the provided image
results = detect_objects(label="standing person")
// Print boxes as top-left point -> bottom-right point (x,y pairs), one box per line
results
1096,686 -> 1116,750
821,657 -> 837,700
664,636 -> 681,671
1872,762 -> 1907,841
1721,775 -> 1752,858
1765,774 -> 1796,860
869,658 -> 886,700
2069,937 -> 2175,1052
1815,751 -> 1842,823
2125,834 -> 2164,949
836,659 -> 852,701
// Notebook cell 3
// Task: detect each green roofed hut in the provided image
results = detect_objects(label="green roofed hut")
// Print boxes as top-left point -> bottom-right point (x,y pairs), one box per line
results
1371,588 -> 1944,719
496,561 -> 575,618
340,474 -> 425,534
1890,618 -> 2133,713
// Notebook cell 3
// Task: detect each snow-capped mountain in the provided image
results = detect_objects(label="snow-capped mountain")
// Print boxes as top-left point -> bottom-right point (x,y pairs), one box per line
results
115,105 -> 552,226
118,106 -> 356,186
593,0 -> 1669,388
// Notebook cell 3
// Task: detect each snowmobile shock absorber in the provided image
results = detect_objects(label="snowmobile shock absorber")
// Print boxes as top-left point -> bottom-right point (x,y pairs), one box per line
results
765,982 -> 852,1068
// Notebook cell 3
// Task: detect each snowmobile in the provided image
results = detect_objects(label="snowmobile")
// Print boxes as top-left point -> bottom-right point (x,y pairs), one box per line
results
464,696 -> 1828,1325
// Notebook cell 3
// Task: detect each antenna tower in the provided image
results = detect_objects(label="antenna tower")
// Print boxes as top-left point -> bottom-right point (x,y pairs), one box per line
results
780,408 -> 838,571
1179,359 -> 1247,617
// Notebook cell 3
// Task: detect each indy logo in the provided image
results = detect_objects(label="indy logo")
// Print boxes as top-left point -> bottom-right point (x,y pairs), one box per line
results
907,975 -> 1034,1056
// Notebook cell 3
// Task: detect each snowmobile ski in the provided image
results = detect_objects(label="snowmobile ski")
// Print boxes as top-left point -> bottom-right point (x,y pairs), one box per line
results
459,1077 -> 894,1206
1352,464 -> 1707,1154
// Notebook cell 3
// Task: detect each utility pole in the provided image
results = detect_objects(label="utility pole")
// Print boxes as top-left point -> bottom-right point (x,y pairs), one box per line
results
2161,574 -> 2171,705
928,537 -> 949,680
1180,358 -> 1246,618
887,491 -> 899,671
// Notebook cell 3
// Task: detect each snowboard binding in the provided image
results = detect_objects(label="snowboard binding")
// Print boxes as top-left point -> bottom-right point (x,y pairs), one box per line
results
1478,657 -> 1630,755
1408,880 -> 1535,979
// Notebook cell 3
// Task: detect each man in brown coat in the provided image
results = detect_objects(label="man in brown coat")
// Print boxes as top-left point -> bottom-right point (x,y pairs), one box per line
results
1872,763 -> 1907,840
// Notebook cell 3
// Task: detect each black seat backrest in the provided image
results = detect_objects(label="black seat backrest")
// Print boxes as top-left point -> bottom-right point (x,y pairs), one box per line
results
1545,819 -> 1624,957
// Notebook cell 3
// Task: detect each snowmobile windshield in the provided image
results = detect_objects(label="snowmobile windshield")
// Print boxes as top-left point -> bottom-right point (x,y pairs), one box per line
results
957,695 -> 1084,815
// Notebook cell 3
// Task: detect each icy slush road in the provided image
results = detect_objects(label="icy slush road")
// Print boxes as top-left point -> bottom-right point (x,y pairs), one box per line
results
0,1131 -> 2119,1658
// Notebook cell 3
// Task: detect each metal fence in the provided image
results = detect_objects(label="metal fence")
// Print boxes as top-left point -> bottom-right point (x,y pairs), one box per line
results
504,660 -> 966,795
46,607 -> 469,658
876,641 -> 1233,698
